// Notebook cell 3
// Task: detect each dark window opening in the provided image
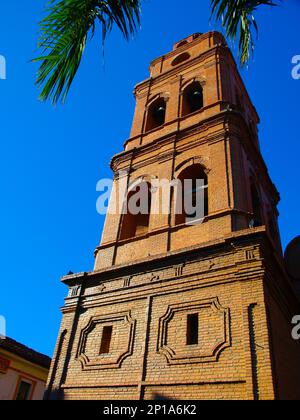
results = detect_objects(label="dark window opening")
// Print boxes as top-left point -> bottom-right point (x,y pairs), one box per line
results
100,326 -> 113,355
15,381 -> 32,400
176,40 -> 188,48
120,182 -> 152,240
145,98 -> 166,131
192,33 -> 201,40
172,52 -> 191,66
182,82 -> 203,116
187,313 -> 199,345
175,164 -> 208,226
250,183 -> 263,227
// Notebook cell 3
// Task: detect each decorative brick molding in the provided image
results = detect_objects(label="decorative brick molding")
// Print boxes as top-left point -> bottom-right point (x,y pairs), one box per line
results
77,311 -> 136,370
123,276 -> 132,288
157,297 -> 231,364
68,285 -> 81,297
174,263 -> 185,277
180,76 -> 207,93
175,156 -> 211,176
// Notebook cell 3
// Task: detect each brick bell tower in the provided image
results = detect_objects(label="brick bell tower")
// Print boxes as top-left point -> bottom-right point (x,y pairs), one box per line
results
46,32 -> 300,400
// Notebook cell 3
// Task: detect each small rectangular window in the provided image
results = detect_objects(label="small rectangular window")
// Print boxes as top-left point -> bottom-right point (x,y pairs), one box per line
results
187,313 -> 199,345
15,380 -> 32,400
100,326 -> 113,354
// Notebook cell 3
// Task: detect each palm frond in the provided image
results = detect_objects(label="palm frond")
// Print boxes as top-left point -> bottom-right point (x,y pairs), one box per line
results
33,0 -> 141,104
210,0 -> 279,66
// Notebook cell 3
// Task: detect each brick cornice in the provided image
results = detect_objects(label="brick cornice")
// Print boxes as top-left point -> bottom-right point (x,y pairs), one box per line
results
114,108 -> 230,169
63,228 -> 269,286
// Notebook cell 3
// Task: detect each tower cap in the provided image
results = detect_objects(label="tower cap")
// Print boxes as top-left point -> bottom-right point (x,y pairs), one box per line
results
173,33 -> 203,50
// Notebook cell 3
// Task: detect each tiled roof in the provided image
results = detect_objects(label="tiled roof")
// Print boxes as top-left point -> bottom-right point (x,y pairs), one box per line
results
0,337 -> 51,369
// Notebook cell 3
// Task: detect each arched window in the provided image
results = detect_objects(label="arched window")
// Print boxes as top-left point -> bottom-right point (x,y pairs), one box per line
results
172,52 -> 190,66
176,40 -> 188,48
250,182 -> 263,227
182,82 -> 204,116
175,164 -> 208,226
120,182 -> 152,240
192,33 -> 201,40
145,98 -> 166,132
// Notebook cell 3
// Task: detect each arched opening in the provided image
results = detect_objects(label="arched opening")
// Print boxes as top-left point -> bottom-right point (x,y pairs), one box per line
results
120,182 -> 152,240
145,98 -> 166,132
192,33 -> 201,40
176,40 -> 188,48
171,52 -> 190,66
250,183 -> 263,227
175,164 -> 208,226
182,82 -> 204,116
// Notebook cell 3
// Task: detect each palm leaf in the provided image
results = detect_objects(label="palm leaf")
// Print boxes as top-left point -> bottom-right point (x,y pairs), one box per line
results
33,0 -> 141,104
210,0 -> 279,66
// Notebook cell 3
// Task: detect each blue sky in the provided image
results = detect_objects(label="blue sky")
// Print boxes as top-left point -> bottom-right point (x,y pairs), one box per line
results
0,0 -> 299,357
